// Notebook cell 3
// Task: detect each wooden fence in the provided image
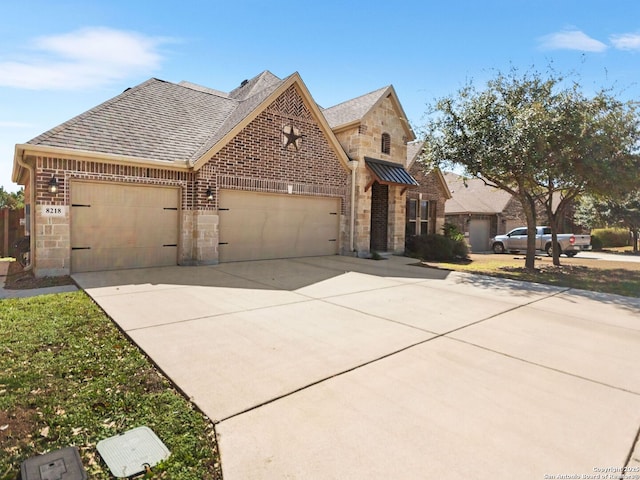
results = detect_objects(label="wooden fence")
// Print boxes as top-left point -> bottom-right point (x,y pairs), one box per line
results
0,207 -> 25,258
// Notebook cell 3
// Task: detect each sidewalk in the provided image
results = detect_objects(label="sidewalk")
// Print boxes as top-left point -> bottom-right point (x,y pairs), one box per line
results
0,261 -> 77,299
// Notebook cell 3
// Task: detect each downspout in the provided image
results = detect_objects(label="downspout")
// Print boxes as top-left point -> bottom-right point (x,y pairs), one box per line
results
349,160 -> 358,253
15,150 -> 35,273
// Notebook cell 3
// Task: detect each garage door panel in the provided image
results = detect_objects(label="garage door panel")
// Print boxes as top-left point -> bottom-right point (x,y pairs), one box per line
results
71,182 -> 179,273
219,190 -> 340,262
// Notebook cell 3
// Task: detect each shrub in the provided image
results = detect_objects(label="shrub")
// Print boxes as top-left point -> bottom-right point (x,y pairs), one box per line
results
590,235 -> 603,251
591,228 -> 630,248
405,233 -> 469,261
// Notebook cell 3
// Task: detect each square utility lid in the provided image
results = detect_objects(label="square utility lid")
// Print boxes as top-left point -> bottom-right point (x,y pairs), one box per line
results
97,426 -> 170,478
21,446 -> 87,480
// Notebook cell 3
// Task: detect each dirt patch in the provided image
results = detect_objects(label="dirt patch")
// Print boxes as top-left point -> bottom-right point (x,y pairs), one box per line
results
3,261 -> 75,290
0,406 -> 36,448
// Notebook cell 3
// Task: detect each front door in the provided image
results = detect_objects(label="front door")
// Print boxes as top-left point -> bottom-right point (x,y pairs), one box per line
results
370,181 -> 388,252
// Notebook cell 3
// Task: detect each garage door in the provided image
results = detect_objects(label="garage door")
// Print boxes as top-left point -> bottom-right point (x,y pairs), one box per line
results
469,219 -> 490,252
71,182 -> 180,273
218,190 -> 340,262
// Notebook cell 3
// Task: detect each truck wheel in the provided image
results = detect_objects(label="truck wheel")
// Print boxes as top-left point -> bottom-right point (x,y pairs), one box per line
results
492,242 -> 505,254
545,243 -> 562,257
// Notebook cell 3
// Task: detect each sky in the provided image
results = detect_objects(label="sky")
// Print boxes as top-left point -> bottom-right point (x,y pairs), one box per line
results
2,0 -> 640,191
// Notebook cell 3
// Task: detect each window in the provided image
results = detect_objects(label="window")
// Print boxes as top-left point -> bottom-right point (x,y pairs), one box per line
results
406,199 -> 417,236
420,200 -> 429,235
381,133 -> 391,155
406,198 -> 431,236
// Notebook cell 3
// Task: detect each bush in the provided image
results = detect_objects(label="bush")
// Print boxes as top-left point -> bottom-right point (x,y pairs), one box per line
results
591,228 -> 630,248
590,235 -> 603,251
405,233 -> 469,261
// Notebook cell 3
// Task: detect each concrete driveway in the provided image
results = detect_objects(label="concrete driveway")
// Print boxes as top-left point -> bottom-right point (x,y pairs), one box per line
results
73,255 -> 640,479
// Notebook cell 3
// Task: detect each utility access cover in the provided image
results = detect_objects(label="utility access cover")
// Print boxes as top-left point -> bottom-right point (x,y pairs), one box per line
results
97,426 -> 170,478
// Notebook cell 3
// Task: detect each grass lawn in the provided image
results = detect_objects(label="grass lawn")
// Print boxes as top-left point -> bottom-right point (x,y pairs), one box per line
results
0,292 -> 222,480
422,252 -> 640,298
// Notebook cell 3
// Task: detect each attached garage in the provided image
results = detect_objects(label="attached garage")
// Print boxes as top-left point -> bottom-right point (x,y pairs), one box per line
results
468,219 -> 490,252
218,190 -> 340,262
70,182 -> 180,273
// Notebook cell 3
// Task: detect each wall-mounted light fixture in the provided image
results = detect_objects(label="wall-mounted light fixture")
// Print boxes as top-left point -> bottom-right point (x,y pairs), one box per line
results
48,176 -> 59,194
206,187 -> 213,201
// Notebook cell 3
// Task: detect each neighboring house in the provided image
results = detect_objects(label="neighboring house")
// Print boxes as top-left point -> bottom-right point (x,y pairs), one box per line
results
443,172 -> 581,252
444,172 -> 526,252
12,70 -> 445,276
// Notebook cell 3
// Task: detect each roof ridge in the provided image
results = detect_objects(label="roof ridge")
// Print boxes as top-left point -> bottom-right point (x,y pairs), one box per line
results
323,85 -> 390,111
28,78 -> 161,146
188,75 -> 287,163
178,80 -> 231,99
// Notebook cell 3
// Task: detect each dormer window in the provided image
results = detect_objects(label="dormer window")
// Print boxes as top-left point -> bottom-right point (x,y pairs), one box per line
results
381,133 -> 391,155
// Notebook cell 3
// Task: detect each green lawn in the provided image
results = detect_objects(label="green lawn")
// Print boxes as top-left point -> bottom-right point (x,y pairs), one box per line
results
0,292 -> 222,480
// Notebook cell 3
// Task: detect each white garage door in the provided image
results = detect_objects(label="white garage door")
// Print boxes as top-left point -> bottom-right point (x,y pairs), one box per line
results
469,219 -> 490,252
71,182 -> 180,273
218,190 -> 340,262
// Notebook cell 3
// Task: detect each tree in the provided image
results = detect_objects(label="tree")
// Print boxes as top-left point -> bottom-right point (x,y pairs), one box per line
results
0,187 -> 25,210
420,67 -> 640,270
533,87 -> 640,264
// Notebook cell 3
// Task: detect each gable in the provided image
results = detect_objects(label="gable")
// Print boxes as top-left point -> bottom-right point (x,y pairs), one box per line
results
192,73 -> 350,172
200,83 -> 350,188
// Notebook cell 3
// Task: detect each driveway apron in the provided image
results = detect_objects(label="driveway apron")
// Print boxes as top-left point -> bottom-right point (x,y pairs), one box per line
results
73,256 -> 640,480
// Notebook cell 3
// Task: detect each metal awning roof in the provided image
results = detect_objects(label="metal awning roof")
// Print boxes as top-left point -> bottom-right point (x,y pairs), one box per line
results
364,157 -> 419,193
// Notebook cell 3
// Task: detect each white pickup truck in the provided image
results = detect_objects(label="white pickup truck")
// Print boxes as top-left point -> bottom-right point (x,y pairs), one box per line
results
491,226 -> 592,257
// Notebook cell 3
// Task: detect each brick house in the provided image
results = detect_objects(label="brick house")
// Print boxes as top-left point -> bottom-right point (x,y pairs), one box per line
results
12,71 -> 448,276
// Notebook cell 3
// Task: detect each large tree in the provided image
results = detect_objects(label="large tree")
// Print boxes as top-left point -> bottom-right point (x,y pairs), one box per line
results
420,67 -> 640,270
534,87 -> 640,263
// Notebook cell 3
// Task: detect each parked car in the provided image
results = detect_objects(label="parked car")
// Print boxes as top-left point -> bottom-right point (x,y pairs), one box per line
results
491,226 -> 591,257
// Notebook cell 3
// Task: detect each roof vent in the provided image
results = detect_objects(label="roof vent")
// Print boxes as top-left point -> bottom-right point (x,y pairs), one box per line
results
240,79 -> 248,87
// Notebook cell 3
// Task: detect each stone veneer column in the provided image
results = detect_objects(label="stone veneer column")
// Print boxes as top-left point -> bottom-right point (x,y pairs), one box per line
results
34,206 -> 71,277
193,210 -> 218,265
354,164 -> 372,256
387,186 -> 406,253
180,210 -> 194,265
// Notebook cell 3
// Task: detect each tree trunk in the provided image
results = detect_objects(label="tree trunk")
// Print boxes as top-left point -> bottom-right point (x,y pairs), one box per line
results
547,205 -> 562,266
519,193 -> 537,271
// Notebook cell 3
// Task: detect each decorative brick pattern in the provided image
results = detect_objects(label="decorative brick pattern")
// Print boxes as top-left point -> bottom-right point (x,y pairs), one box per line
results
266,85 -> 313,120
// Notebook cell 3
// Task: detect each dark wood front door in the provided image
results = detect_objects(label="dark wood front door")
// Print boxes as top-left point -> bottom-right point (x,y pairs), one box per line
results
370,181 -> 388,252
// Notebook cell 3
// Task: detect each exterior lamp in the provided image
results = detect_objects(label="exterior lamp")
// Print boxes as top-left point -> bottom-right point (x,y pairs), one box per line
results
48,176 -> 59,194
206,187 -> 213,201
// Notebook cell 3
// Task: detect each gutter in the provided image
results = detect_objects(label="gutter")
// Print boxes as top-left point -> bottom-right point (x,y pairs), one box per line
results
349,160 -> 358,252
14,148 -> 35,273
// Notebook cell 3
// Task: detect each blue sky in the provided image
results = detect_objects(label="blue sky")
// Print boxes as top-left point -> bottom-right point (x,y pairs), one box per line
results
2,0 -> 640,191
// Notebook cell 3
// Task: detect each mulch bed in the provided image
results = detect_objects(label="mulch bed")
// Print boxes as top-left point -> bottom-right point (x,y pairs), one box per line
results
3,261 -> 75,290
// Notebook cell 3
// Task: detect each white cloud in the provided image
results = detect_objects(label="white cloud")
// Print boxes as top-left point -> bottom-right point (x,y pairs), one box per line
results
538,29 -> 607,52
0,27 -> 170,90
610,33 -> 640,51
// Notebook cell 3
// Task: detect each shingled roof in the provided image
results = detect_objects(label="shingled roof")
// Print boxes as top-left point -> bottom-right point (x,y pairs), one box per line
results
322,86 -> 390,129
26,71 -> 287,165
443,172 -> 513,214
